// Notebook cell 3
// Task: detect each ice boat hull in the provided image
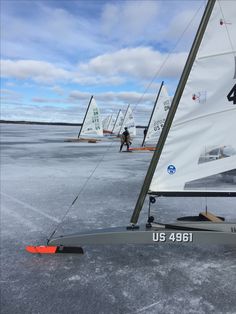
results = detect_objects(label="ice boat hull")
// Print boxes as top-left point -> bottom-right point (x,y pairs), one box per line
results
129,147 -> 156,152
48,223 -> 236,247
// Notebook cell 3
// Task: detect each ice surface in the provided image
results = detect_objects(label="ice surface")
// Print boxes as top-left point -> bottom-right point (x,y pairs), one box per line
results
1,124 -> 236,314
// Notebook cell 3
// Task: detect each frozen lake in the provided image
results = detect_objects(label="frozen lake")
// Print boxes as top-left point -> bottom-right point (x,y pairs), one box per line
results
1,123 -> 236,314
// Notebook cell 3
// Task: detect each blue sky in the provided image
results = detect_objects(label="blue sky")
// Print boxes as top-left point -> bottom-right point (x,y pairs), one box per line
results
1,0 -> 205,124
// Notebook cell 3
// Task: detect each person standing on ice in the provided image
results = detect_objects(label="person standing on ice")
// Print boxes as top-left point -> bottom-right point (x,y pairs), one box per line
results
143,127 -> 147,143
120,127 -> 131,152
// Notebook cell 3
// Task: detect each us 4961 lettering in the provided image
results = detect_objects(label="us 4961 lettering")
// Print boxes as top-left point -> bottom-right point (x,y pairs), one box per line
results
152,232 -> 193,242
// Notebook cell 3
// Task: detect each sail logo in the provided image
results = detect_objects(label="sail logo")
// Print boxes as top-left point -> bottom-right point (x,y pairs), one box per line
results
192,91 -> 207,103
219,19 -> 231,26
167,165 -> 176,175
153,119 -> 165,132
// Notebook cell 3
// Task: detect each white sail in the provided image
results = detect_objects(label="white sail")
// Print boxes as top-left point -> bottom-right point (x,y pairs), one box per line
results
145,85 -> 171,143
80,97 -> 103,137
102,115 -> 111,131
107,115 -> 116,132
112,110 -> 124,134
121,106 -> 136,136
150,0 -> 236,194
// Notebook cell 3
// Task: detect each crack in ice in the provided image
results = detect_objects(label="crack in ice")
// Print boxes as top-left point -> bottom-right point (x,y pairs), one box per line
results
1,192 -> 60,223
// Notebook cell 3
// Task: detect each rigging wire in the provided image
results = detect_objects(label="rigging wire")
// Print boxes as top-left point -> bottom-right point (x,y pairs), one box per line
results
47,138 -> 116,243
132,1 -> 205,112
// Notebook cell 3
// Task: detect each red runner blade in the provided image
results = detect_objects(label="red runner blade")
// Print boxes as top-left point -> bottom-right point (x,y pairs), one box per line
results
26,245 -> 84,254
26,246 -> 57,254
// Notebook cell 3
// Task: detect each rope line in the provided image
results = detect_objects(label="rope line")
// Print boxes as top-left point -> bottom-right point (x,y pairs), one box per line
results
47,138 -> 116,243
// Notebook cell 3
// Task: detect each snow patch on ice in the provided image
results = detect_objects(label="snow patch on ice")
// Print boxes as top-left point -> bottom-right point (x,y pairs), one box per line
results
67,275 -> 81,281
122,290 -> 129,297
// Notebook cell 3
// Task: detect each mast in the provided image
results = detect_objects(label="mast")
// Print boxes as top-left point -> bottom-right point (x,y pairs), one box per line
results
141,81 -> 164,147
107,114 -> 113,131
130,0 -> 216,225
78,95 -> 93,138
118,104 -> 129,136
111,109 -> 121,133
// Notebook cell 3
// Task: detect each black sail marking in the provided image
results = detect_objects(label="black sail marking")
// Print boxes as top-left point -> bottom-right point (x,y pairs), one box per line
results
234,56 -> 236,79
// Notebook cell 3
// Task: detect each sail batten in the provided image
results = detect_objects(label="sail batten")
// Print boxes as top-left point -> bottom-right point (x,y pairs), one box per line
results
172,107 -> 236,128
198,50 -> 236,60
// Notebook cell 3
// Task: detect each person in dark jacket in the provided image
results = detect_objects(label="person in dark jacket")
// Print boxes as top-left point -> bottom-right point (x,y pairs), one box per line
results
120,127 -> 131,151
143,127 -> 148,141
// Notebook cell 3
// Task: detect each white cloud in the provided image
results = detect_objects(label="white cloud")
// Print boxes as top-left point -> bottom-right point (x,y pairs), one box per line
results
1,0 -> 205,124
100,0 -> 203,49
51,85 -> 65,96
1,88 -> 156,123
0,88 -> 22,101
79,47 -> 188,81
164,6 -> 204,51
27,90 -> 156,107
68,90 -> 91,101
1,102 -> 82,123
31,97 -> 66,104
1,60 -> 72,84
73,74 -> 125,86
1,1 -> 111,62
2,0 -> 203,64
67,90 -> 156,106
1,46 -> 187,87
101,1 -> 160,44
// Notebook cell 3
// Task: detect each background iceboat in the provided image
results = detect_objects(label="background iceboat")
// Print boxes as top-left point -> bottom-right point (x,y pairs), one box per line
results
65,95 -> 103,143
118,105 -> 136,137
130,81 -> 171,152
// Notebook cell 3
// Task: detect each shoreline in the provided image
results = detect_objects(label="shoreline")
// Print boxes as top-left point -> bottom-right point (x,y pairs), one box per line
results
0,120 -> 145,128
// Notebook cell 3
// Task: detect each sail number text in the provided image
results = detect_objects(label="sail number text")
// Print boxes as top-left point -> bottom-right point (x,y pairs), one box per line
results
227,84 -> 236,104
153,118 -> 165,132
153,232 -> 193,242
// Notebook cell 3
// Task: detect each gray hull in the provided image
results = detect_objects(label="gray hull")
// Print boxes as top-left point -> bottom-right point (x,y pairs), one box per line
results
48,222 -> 236,247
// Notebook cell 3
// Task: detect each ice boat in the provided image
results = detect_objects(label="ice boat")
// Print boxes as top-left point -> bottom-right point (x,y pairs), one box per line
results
65,96 -> 103,143
27,0 -> 236,254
